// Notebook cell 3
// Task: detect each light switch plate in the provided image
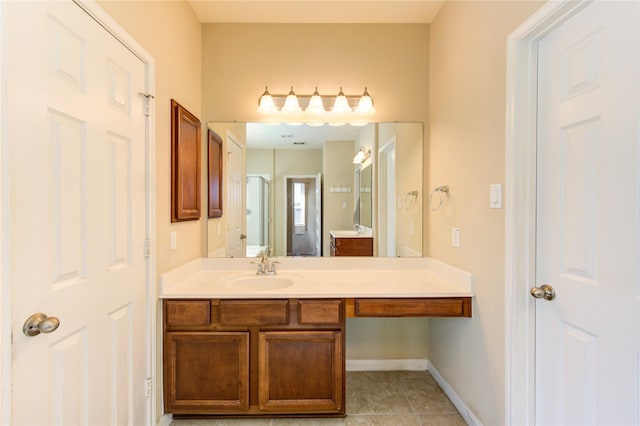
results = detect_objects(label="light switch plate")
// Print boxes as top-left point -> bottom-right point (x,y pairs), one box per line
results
170,231 -> 177,250
490,183 -> 503,209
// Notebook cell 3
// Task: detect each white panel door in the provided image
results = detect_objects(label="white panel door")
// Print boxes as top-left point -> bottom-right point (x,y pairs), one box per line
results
535,1 -> 639,424
377,137 -> 396,257
226,133 -> 245,257
7,2 -> 148,425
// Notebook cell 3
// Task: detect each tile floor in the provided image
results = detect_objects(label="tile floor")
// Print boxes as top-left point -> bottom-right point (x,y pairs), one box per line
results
170,370 -> 467,426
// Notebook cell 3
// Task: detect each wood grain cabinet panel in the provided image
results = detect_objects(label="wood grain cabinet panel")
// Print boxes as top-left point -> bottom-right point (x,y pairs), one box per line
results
330,235 -> 373,256
353,298 -> 472,317
218,300 -> 289,326
164,300 -> 211,329
171,99 -> 201,222
258,330 -> 344,414
164,332 -> 249,414
298,299 -> 343,325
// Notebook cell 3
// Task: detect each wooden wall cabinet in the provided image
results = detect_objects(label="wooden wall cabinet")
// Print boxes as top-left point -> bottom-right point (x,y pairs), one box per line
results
163,299 -> 345,418
207,129 -> 223,218
171,99 -> 201,222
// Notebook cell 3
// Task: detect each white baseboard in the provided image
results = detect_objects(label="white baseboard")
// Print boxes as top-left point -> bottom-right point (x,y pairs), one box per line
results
158,360 -> 479,425
346,358 -> 429,371
428,360 -> 483,426
158,414 -> 172,426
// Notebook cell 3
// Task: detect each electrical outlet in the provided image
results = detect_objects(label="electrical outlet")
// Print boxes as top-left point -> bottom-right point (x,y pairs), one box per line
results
452,227 -> 461,248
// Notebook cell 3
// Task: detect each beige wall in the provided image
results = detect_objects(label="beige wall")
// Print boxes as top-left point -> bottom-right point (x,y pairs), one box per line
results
98,1 -> 203,276
323,140 -> 356,255
201,24 -> 429,124
427,2 -> 543,424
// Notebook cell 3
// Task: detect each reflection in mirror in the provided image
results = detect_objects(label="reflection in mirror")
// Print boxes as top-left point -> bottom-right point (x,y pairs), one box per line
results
358,163 -> 373,229
206,122 -> 423,258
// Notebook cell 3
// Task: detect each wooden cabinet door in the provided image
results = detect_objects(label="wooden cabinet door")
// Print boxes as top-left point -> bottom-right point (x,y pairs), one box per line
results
258,330 -> 344,414
164,332 -> 249,414
333,237 -> 373,256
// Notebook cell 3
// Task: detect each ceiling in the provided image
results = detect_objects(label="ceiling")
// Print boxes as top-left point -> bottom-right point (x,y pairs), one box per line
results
188,0 -> 445,23
246,123 -> 364,149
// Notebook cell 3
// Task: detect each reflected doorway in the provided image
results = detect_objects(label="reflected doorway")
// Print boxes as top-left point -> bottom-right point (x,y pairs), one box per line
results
285,175 -> 321,256
377,136 -> 396,256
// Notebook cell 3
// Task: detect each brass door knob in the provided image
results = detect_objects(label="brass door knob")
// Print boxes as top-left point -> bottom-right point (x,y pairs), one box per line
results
530,284 -> 556,301
23,313 -> 61,336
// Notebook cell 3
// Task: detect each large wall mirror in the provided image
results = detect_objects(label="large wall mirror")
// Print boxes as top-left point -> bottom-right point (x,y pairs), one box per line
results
206,122 -> 423,258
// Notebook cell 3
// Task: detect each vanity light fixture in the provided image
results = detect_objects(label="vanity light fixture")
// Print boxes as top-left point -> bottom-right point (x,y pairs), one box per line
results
353,146 -> 371,164
257,86 -> 376,126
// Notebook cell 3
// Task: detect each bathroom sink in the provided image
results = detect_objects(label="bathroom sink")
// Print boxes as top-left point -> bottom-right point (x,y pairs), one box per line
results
223,274 -> 296,291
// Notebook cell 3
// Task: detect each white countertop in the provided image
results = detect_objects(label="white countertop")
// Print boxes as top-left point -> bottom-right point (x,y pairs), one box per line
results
330,230 -> 373,239
160,257 -> 475,299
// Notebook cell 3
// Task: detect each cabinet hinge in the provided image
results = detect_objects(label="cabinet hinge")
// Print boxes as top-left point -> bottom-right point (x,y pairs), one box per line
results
139,92 -> 155,116
145,239 -> 152,258
146,377 -> 152,397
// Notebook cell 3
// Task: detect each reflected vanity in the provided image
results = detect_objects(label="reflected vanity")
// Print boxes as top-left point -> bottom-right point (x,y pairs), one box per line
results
205,122 -> 423,258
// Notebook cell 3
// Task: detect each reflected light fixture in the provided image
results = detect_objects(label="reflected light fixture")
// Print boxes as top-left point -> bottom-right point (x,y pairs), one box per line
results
257,86 -> 376,126
353,146 -> 371,164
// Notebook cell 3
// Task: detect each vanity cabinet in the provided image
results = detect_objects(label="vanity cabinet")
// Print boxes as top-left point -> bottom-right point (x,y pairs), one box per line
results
163,298 -> 345,417
330,234 -> 373,256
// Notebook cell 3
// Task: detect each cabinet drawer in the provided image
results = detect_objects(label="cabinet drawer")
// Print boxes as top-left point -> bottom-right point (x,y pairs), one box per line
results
298,300 -> 343,325
165,300 -> 211,328
218,300 -> 289,326
354,298 -> 472,317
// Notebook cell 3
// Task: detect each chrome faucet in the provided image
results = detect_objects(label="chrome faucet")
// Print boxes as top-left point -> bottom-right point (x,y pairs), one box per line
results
255,248 -> 278,275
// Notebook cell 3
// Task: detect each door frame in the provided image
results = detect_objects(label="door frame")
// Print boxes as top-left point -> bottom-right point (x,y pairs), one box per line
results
283,175 -> 320,256
377,135 -> 396,257
504,1 -> 592,424
0,1 -> 157,424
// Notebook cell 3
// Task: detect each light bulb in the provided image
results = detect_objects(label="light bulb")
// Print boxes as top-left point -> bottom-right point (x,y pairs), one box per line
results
305,87 -> 326,114
257,86 -> 278,113
281,87 -> 301,114
331,87 -> 352,114
355,87 -> 375,115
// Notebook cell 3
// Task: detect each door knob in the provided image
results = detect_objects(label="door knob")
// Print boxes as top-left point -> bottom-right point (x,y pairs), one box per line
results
23,313 -> 60,337
240,234 -> 247,240
530,284 -> 556,301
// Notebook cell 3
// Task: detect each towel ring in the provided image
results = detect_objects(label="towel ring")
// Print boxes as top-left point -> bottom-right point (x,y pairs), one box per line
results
429,185 -> 449,211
